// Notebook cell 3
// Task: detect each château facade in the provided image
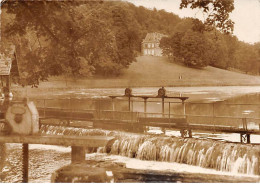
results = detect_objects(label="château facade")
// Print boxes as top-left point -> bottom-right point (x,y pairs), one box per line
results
141,32 -> 167,56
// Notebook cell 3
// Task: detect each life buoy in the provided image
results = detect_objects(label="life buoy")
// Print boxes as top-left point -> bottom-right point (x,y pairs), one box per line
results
125,88 -> 132,97
157,87 -> 166,97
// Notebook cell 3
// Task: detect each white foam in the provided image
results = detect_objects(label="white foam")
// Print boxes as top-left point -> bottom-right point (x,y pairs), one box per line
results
86,153 -> 260,179
29,144 -> 71,152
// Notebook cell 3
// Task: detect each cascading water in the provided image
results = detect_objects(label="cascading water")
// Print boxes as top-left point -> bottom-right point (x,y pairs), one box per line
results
104,134 -> 260,175
40,125 -> 260,176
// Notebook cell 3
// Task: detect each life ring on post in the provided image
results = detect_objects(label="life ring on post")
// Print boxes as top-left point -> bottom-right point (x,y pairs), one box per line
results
157,87 -> 166,98
125,88 -> 133,97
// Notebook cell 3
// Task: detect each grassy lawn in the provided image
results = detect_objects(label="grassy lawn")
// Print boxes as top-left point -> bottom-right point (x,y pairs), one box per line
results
34,56 -> 260,88
12,56 -> 260,98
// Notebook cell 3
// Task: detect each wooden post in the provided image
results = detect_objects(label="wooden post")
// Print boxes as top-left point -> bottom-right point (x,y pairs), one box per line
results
67,98 -> 71,125
168,102 -> 171,123
168,102 -> 171,118
242,118 -> 247,130
128,96 -> 131,112
0,76 -> 3,87
111,98 -> 115,111
43,99 -> 46,118
144,98 -> 147,118
111,98 -> 115,120
6,76 -> 10,96
246,134 -> 251,144
182,100 -> 186,118
71,146 -> 85,163
188,129 -> 192,138
162,97 -> 165,117
212,103 -> 215,132
22,143 -> 29,183
180,129 -> 184,138
98,99 -> 101,120
0,143 -> 6,172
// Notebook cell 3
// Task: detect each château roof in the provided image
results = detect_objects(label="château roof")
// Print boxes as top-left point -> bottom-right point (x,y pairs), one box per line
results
142,32 -> 167,43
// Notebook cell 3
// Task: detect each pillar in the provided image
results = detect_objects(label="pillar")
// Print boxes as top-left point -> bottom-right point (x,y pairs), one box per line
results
22,143 -> 29,183
143,97 -> 148,118
182,100 -> 186,118
71,146 -> 85,163
168,102 -> 171,122
128,96 -> 131,112
188,129 -> 192,138
6,76 -> 10,96
111,98 -> 115,111
162,97 -> 165,117
246,134 -> 250,144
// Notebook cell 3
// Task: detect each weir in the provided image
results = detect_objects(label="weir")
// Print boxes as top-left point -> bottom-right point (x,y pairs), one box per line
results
105,134 -> 260,175
38,88 -> 260,144
42,126 -> 260,176
2,87 -> 259,182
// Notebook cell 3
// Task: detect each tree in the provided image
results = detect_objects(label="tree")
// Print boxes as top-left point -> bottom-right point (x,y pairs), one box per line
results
205,32 -> 229,69
1,1 -> 140,86
180,30 -> 210,67
180,0 -> 235,34
160,18 -> 211,68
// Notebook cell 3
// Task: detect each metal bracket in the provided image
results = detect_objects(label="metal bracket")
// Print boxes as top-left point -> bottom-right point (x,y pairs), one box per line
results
240,133 -> 250,144
180,129 -> 192,138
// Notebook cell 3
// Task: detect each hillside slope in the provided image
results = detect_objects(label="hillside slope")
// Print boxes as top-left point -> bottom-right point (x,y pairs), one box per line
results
119,56 -> 260,87
33,56 -> 260,89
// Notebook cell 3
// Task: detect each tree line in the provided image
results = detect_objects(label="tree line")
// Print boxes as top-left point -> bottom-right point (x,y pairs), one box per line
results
1,0 -> 259,86
160,18 -> 260,74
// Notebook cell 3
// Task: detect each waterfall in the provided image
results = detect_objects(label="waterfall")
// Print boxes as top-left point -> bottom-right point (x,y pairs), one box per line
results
105,134 -> 260,175
40,125 -> 260,176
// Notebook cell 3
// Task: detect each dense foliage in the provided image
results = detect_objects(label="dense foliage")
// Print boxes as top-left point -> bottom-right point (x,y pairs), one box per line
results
1,0 -> 259,86
1,1 -> 183,86
180,0 -> 235,33
160,18 -> 260,73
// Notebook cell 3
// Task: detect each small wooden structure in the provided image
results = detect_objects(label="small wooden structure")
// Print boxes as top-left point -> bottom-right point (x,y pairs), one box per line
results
0,45 -> 19,97
0,133 -> 113,183
0,95 -> 114,183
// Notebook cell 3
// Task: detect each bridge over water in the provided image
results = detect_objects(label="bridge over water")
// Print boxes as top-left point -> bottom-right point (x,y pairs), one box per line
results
37,88 -> 260,144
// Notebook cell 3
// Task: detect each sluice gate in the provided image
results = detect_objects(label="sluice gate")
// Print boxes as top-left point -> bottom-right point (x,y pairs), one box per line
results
38,88 -> 260,144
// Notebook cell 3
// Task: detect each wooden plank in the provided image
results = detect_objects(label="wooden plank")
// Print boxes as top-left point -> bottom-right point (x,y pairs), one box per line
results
139,117 -> 187,124
0,135 -> 114,147
37,108 -> 94,121
94,119 -> 260,135
189,124 -> 260,134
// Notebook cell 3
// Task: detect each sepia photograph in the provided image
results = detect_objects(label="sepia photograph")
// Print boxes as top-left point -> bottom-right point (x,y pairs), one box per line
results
0,0 -> 260,183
